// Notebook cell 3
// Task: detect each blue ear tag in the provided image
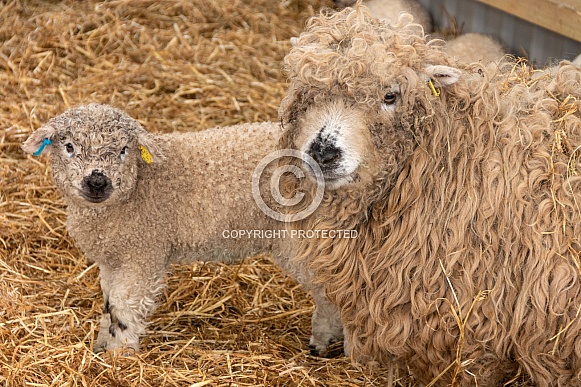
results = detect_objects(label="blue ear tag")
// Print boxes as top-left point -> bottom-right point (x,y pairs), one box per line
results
33,138 -> 52,156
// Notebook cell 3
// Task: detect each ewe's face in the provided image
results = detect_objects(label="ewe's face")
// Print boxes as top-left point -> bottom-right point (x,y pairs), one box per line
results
282,7 -> 461,192
49,126 -> 140,208
294,94 -> 399,189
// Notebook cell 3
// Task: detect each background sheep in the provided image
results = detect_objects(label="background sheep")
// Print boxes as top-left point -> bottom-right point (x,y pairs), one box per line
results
278,6 -> 581,386
442,32 -> 506,64
334,2 -> 505,65
22,104 -> 291,352
333,0 -> 433,32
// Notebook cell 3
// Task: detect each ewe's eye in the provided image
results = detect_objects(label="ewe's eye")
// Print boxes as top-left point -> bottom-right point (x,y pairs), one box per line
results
383,92 -> 397,105
381,92 -> 399,112
65,143 -> 75,155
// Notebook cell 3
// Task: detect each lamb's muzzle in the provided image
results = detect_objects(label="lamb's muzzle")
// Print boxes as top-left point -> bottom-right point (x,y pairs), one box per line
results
81,170 -> 112,203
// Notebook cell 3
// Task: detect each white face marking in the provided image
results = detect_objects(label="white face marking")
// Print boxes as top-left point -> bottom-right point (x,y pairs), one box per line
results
297,100 -> 368,188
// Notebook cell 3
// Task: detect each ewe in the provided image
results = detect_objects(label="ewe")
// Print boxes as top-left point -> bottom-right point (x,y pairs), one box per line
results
279,6 -> 581,386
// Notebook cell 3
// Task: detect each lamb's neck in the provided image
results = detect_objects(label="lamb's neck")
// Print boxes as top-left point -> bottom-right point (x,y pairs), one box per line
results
65,198 -> 131,223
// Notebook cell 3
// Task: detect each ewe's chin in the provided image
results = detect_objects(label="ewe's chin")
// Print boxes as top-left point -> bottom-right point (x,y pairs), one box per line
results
323,171 -> 359,189
303,160 -> 361,190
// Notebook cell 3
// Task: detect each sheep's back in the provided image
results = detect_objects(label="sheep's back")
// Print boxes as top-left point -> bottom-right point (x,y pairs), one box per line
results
91,122 -> 285,265
334,63 -> 581,384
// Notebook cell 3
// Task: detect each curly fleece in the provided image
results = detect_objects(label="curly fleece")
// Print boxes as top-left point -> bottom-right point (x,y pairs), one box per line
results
279,6 -> 581,386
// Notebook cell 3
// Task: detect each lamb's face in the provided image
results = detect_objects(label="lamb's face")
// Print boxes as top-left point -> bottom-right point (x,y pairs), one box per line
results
22,104 -> 159,209
49,127 -> 140,208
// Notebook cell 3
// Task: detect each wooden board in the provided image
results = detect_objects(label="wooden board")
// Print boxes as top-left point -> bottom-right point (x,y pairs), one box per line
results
477,0 -> 581,42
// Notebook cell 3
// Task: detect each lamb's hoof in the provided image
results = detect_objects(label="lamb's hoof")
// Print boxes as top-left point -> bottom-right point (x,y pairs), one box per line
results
93,341 -> 137,356
94,331 -> 138,355
308,339 -> 344,358
309,344 -> 321,356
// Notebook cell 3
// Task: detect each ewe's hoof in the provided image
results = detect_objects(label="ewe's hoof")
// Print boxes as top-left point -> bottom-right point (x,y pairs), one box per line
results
308,339 -> 344,358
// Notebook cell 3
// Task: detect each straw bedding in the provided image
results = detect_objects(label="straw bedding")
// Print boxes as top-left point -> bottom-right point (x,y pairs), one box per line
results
0,1 -> 534,386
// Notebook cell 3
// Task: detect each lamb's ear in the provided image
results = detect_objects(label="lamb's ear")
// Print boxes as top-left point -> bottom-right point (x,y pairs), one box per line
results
21,125 -> 55,156
424,65 -> 461,87
136,131 -> 165,165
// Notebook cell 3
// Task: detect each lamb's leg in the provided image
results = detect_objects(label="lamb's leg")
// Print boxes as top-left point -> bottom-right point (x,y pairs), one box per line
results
94,263 -> 166,352
309,287 -> 344,357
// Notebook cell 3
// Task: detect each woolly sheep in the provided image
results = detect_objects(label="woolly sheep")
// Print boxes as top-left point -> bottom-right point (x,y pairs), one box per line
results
443,32 -> 506,64
22,104 -> 303,352
278,7 -> 581,386
333,0 -> 432,33
334,2 -> 504,65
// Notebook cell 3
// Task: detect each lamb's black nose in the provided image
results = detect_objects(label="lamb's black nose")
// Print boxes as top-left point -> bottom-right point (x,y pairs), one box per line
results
308,140 -> 342,166
85,171 -> 109,191
82,170 -> 112,201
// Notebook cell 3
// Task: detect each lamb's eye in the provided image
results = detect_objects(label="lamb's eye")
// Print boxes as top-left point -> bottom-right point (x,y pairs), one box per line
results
65,143 -> 75,154
120,146 -> 128,156
383,92 -> 397,105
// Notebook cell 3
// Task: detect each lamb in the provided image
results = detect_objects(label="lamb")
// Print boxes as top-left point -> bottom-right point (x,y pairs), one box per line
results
333,0 -> 432,33
22,104 -> 296,352
277,6 -> 581,386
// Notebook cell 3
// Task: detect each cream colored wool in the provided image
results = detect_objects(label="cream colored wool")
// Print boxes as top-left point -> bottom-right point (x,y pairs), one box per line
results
22,104 -> 296,352
279,6 -> 581,386
443,32 -> 506,64
333,0 -> 432,33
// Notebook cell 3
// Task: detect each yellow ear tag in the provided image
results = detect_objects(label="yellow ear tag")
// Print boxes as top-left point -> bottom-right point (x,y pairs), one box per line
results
428,79 -> 441,97
138,145 -> 153,164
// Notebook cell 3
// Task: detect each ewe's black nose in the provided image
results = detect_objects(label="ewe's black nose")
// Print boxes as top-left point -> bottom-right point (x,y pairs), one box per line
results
82,170 -> 112,200
308,140 -> 342,166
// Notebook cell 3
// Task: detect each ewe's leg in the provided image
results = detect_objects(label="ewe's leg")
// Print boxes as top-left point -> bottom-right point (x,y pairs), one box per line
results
309,287 -> 344,357
94,263 -> 166,352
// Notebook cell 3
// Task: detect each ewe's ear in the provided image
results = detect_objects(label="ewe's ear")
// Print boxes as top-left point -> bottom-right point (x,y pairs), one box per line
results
21,125 -> 55,156
424,65 -> 461,87
136,131 -> 165,165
